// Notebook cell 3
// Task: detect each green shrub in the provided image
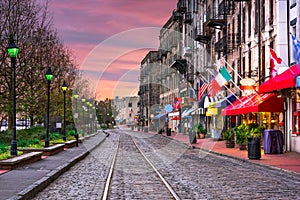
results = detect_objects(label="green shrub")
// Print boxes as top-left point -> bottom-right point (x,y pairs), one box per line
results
50,132 -> 61,140
0,143 -> 8,154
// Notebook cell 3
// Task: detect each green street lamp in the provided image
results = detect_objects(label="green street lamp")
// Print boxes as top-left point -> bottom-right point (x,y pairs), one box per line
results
45,67 -> 53,147
7,36 -> 19,156
86,101 -> 90,134
61,81 -> 67,141
81,96 -> 86,137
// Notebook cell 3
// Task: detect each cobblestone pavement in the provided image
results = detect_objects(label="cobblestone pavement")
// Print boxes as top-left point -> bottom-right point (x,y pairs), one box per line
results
33,128 -> 300,199
108,131 -> 173,200
33,132 -> 118,200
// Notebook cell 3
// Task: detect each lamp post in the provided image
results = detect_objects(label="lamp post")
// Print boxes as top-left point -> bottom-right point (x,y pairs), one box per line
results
45,67 -> 53,147
86,101 -> 90,134
7,36 -> 19,156
61,81 -> 67,141
81,96 -> 86,137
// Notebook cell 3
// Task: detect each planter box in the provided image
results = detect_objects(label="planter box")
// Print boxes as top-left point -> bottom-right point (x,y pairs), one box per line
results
64,140 -> 77,148
20,144 -> 65,156
0,152 -> 42,170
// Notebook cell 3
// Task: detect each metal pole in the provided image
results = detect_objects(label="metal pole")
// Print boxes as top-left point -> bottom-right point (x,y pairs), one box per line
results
45,80 -> 50,147
63,91 -> 66,141
82,106 -> 85,137
10,56 -> 17,156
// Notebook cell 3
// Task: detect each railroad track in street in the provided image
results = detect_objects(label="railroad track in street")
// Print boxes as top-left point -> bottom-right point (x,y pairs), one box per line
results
102,130 -> 180,200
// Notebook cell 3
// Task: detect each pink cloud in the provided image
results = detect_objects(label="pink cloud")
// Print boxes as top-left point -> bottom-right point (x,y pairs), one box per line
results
45,0 -> 177,100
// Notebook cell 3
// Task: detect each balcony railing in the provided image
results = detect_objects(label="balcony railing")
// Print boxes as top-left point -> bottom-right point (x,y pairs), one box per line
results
215,33 -> 241,53
184,12 -> 192,24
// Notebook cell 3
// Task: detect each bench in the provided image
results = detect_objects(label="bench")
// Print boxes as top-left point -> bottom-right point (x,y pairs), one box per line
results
0,152 -> 43,170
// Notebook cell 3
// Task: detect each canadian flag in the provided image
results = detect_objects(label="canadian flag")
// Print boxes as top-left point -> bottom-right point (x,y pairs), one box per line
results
270,48 -> 282,77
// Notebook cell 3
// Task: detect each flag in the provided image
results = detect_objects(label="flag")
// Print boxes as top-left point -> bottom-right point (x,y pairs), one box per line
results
208,79 -> 220,97
173,97 -> 181,109
270,48 -> 282,77
215,66 -> 232,86
198,80 -> 208,101
291,34 -> 300,65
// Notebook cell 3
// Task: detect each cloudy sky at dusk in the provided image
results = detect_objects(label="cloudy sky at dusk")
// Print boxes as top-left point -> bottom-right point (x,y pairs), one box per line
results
45,0 -> 177,100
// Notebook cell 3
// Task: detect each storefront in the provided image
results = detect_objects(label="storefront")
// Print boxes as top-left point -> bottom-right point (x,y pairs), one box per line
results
258,64 -> 300,153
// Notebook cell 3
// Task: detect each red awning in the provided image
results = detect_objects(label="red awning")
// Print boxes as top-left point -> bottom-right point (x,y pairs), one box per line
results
222,93 -> 284,116
259,64 -> 300,93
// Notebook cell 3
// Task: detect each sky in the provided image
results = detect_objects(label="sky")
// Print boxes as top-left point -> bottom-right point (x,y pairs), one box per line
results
46,0 -> 178,100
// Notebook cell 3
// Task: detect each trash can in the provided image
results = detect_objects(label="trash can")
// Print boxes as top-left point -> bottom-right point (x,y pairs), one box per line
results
248,137 -> 261,159
158,129 -> 163,134
166,128 -> 171,136
263,130 -> 283,154
189,131 -> 197,144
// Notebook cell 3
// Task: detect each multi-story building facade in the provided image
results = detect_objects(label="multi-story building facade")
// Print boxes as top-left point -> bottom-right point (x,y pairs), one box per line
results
113,96 -> 139,126
138,0 -> 300,153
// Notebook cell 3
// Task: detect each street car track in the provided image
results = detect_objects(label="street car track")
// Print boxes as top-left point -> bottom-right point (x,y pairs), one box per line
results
101,131 -> 180,200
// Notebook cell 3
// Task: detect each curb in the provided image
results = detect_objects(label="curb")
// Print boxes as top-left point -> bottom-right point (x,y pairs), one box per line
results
9,134 -> 107,200
159,134 -> 300,177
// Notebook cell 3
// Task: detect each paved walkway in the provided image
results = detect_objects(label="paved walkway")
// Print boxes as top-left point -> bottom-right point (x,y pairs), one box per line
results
0,133 -> 107,200
157,131 -> 300,174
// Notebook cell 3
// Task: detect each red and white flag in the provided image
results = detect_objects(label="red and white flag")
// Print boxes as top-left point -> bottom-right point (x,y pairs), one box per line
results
270,48 -> 282,77
198,82 -> 208,101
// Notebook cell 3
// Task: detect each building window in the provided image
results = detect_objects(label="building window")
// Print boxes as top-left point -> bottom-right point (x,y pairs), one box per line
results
262,0 -> 265,30
248,47 -> 252,78
242,56 -> 246,78
262,45 -> 265,81
255,0 -> 259,33
248,3 -> 251,37
269,0 -> 274,25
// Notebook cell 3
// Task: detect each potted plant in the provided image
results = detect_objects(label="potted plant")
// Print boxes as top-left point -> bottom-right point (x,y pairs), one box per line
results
193,123 -> 206,139
235,124 -> 249,150
247,123 -> 265,159
222,128 -> 235,148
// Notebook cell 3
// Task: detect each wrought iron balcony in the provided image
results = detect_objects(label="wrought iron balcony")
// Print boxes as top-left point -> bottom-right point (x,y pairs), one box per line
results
215,33 -> 242,53
184,12 -> 192,24
176,0 -> 186,13
194,27 -> 212,44
204,1 -> 234,28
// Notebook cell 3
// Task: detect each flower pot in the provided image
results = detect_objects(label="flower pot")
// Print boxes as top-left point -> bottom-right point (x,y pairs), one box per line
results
197,133 -> 205,139
239,143 -> 247,150
225,140 -> 235,148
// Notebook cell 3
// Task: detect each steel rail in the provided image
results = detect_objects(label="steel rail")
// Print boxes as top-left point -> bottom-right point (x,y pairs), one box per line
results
102,135 -> 120,200
131,137 -> 181,200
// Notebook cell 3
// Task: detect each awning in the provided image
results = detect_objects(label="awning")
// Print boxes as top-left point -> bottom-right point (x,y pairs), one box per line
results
181,108 -> 195,118
222,93 -> 284,116
215,94 -> 237,108
259,64 -> 300,93
153,113 -> 167,120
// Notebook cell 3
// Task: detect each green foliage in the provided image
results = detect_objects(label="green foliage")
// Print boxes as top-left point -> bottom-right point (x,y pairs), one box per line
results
193,123 -> 206,134
247,123 -> 265,138
50,132 -> 61,140
235,124 -> 249,144
18,138 -> 42,147
0,143 -> 9,154
0,151 -> 23,160
223,129 -> 235,141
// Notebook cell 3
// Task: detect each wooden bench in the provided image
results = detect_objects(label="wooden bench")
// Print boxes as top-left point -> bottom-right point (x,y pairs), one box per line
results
20,144 -> 65,156
0,152 -> 43,170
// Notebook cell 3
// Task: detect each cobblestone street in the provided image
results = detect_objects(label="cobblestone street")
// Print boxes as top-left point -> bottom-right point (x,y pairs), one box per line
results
33,129 -> 300,199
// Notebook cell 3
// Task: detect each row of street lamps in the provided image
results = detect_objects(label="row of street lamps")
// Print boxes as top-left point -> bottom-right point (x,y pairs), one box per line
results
7,36 -> 70,154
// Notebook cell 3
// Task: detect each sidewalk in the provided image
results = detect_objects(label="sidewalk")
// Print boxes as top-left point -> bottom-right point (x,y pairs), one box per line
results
158,131 -> 300,174
0,133 -> 107,200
